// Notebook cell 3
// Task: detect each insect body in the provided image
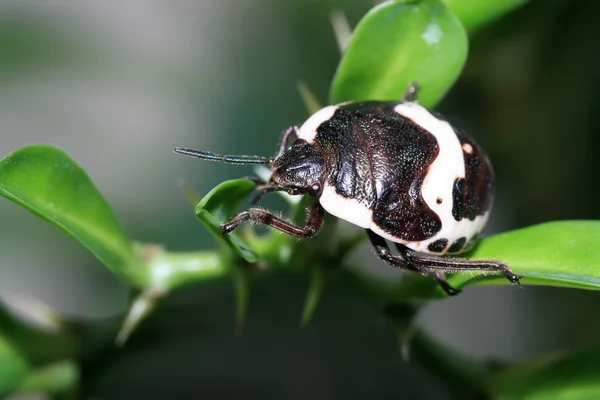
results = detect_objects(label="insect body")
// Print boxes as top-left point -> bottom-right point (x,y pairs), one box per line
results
175,85 -> 522,295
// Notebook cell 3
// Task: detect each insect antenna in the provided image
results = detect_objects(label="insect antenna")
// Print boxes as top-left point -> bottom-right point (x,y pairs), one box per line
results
174,147 -> 272,165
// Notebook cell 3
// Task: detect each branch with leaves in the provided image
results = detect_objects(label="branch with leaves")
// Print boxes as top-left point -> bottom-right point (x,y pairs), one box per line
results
1,0 -> 599,398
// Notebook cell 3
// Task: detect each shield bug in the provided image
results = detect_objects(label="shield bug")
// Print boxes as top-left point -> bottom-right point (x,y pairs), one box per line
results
175,84 -> 522,295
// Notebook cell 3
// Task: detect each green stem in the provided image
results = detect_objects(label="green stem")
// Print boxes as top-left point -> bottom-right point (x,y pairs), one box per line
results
115,242 -> 489,392
147,250 -> 227,292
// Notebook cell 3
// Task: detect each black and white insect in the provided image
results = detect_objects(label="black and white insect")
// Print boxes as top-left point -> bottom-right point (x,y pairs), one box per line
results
175,85 -> 522,295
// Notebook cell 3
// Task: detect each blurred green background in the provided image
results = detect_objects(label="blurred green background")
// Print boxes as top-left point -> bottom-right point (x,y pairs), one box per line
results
1,0 -> 599,398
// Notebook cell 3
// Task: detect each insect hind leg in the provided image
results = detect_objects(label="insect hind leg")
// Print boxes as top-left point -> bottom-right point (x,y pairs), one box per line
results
432,272 -> 462,296
366,230 -> 521,296
396,243 -> 522,285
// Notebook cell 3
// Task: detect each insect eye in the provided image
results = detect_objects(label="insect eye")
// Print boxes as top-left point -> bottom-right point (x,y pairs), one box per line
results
308,182 -> 322,197
293,139 -> 308,146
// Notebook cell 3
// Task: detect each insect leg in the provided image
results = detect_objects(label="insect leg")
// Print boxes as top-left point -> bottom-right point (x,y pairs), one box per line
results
250,184 -> 294,206
390,238 -> 522,288
391,244 -> 462,295
243,176 -> 267,185
366,230 -> 461,296
220,201 -> 325,239
399,245 -> 521,284
432,272 -> 462,296
366,230 -> 413,269
275,126 -> 299,158
402,82 -> 420,102
367,231 -> 523,294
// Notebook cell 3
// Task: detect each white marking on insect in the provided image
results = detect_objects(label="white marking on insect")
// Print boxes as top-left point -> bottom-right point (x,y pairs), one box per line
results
341,102 -> 488,255
318,184 -> 373,229
394,102 -> 464,237
297,105 -> 339,143
375,180 -> 383,196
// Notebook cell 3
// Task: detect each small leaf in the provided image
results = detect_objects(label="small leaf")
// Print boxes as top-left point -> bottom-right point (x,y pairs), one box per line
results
446,220 -> 600,291
194,179 -> 258,263
300,266 -> 325,327
0,145 -> 144,284
330,0 -> 468,108
490,348 -> 600,399
0,335 -> 28,395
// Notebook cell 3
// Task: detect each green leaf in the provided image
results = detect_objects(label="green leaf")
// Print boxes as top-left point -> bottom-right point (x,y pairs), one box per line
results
0,145 -> 144,284
15,360 -> 78,396
490,348 -> 600,399
348,221 -> 600,302
445,221 -> 600,291
329,0 -> 468,108
194,179 -> 258,263
0,334 -> 28,395
443,0 -> 530,33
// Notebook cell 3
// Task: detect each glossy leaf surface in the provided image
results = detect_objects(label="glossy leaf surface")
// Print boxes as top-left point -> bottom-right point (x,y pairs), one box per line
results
350,221 -> 600,301
451,220 -> 600,291
330,0 -> 467,107
0,335 -> 28,395
194,179 -> 258,263
0,145 -> 144,284
491,348 -> 600,399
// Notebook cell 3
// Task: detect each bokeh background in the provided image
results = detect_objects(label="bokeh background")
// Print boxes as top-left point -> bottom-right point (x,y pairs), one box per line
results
1,0 -> 599,398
